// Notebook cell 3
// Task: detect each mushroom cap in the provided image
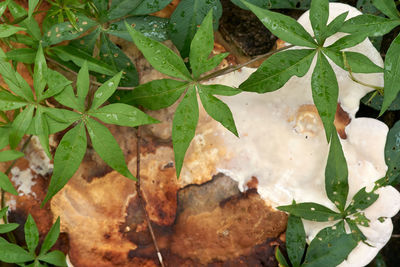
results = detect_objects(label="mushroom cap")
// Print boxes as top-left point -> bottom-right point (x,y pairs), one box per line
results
204,3 -> 400,266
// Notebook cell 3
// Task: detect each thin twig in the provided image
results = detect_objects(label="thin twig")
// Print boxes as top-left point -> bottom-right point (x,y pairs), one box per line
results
136,126 -> 165,267
1,135 -> 33,244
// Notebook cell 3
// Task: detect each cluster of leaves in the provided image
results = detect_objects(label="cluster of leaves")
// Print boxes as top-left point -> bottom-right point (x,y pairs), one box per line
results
0,207 -> 66,266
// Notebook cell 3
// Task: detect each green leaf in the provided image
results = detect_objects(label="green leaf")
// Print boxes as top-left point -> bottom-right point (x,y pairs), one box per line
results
35,108 -> 51,159
385,120 -> 400,184
169,0 -> 222,58
6,48 -> 36,64
125,79 -> 188,110
199,84 -> 241,96
0,150 -> 24,162
33,44 -> 48,100
108,16 -> 169,42
69,28 -> 100,54
50,46 -> 115,76
0,91 -> 28,111
302,221 -> 358,267
0,24 -> 25,38
0,171 -> 18,195
277,202 -> 342,222
9,105 -> 34,149
172,85 -> 199,178
275,248 -> 289,267
0,0 -> 11,17
240,49 -> 315,93
0,242 -> 35,263
91,72 -> 123,110
323,11 -> 348,40
42,72 -> 72,101
0,127 -> 10,150
40,217 -> 60,255
189,10 -> 228,79
89,103 -> 158,127
198,85 -> 238,137
325,132 -> 348,212
242,0 -> 316,48
345,187 -> 379,215
311,52 -> 338,141
310,0 -> 329,44
8,0 -> 41,40
98,33 -> 138,87
286,215 -> 306,267
24,214 -> 39,254
327,34 -> 367,50
131,0 -> 172,15
41,15 -> 97,46
43,121 -> 87,205
126,23 -> 192,81
86,118 -> 134,180
231,0 -> 312,10
0,206 -> 8,218
28,0 -> 39,18
107,0 -> 142,21
346,218 -> 367,241
340,14 -> 400,37
372,0 -> 399,19
323,49 -> 383,73
0,50 -> 34,101
76,61 -> 89,110
381,34 -> 400,115
38,250 -> 66,266
361,90 -> 400,111
0,223 -> 19,234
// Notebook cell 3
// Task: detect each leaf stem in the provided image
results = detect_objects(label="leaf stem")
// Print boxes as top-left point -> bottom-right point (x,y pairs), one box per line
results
1,135 -> 32,244
135,126 -> 165,267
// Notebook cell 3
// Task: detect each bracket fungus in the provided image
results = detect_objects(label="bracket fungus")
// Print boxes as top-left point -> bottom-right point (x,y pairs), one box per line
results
200,3 -> 400,266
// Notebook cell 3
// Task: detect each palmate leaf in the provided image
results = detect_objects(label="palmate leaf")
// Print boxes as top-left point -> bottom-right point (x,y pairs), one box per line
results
242,0 -> 316,48
240,49 -> 316,93
0,172 -> 18,195
345,187 -> 379,215
91,72 -> 123,110
33,44 -> 48,101
169,0 -> 222,58
8,0 -> 41,40
9,105 -> 34,149
310,0 -> 329,45
172,86 -> 199,178
277,202 -> 342,222
37,250 -> 67,266
24,214 -> 39,254
0,91 -> 28,111
286,214 -> 306,267
340,14 -> 400,37
6,48 -> 36,64
189,10 -> 228,79
35,107 -> 51,159
0,24 -> 25,38
0,242 -> 34,263
327,34 -> 367,50
311,52 -> 338,141
381,34 -> 400,115
325,132 -> 348,212
76,60 -> 89,110
322,49 -> 383,73
323,11 -> 348,40
40,217 -> 60,255
86,118 -> 135,180
302,221 -> 358,267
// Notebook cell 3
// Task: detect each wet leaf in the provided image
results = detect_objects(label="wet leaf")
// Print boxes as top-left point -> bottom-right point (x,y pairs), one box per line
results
327,34 -> 367,50
381,34 -> 400,115
86,118 -> 135,180
198,85 -> 238,137
43,121 -> 87,205
124,79 -> 188,110
76,61 -> 89,110
325,132 -> 348,212
0,171 -> 17,195
169,0 -> 222,58
311,52 -> 338,141
303,221 -> 358,267
0,91 -> 28,111
126,22 -> 192,81
277,202 -> 342,222
243,0 -> 316,47
172,85 -> 199,178
323,11 -> 348,39
199,84 -> 241,96
385,120 -> 400,184
240,49 -> 315,93
40,217 -> 60,255
190,10 -> 228,79
232,0 -> 312,10
89,103 -> 159,127
310,0 -> 329,44
340,14 -> 400,37
91,72 -> 122,110
131,0 -> 172,15
286,215 -> 306,267
24,214 -> 39,254
323,49 -> 383,73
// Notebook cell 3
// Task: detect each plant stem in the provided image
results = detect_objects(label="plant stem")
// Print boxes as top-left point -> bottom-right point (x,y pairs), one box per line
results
1,135 -> 32,244
135,126 -> 165,267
